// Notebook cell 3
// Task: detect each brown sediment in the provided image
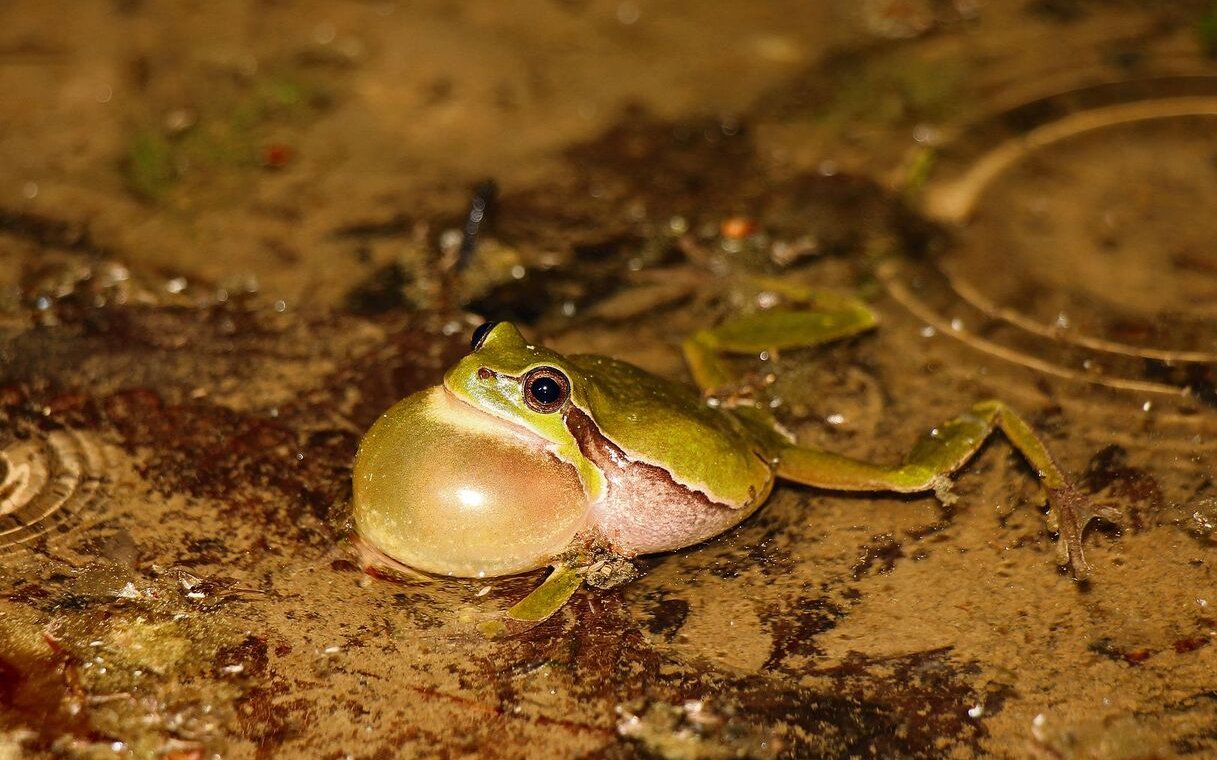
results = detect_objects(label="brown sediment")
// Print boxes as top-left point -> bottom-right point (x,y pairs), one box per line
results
0,3 -> 1215,758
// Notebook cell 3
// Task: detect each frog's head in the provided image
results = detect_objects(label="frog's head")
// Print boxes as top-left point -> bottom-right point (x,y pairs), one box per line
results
443,321 -> 606,502
351,321 -> 598,579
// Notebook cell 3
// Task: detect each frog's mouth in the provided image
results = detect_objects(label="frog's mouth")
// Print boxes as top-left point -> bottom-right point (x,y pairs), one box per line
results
438,385 -> 555,452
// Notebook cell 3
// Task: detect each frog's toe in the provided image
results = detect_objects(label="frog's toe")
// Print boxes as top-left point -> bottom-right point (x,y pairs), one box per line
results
1055,531 -> 1093,581
930,475 -> 958,506
477,618 -> 510,639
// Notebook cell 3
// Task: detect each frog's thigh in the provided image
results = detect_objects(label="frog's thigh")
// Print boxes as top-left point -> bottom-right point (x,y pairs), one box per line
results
682,298 -> 877,392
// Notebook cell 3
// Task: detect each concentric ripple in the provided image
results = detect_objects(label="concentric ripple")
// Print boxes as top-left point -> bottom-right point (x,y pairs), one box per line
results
889,75 -> 1217,403
0,429 -> 107,553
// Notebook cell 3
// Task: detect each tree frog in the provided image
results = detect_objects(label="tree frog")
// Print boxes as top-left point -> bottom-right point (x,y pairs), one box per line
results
352,293 -> 1101,633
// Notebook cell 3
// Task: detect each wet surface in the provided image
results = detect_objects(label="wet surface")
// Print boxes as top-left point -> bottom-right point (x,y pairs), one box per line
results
2,2 -> 1217,758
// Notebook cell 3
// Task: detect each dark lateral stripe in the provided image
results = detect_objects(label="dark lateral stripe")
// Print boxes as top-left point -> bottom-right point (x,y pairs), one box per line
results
562,405 -> 731,510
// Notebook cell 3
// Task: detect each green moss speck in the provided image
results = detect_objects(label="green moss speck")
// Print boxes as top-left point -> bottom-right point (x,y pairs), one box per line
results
1198,3 -> 1217,57
125,130 -> 177,201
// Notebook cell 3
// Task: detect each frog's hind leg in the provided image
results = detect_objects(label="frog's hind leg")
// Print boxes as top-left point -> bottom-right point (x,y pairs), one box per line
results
478,564 -> 585,638
682,292 -> 878,393
776,400 -> 1105,579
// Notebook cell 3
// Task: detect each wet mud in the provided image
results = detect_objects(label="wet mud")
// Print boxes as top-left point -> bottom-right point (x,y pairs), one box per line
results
2,2 -> 1217,758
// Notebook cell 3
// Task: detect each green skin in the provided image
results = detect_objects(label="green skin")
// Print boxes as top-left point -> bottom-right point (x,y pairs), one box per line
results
443,291 -> 1102,633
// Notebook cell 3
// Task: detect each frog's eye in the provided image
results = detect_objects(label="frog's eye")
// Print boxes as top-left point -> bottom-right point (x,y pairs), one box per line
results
470,321 -> 498,350
522,367 -> 570,413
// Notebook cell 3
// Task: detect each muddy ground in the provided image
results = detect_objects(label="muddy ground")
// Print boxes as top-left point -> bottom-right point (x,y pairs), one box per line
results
2,1 -> 1216,758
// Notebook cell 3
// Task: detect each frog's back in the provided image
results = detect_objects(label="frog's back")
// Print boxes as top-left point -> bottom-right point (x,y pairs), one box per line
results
567,354 -> 774,511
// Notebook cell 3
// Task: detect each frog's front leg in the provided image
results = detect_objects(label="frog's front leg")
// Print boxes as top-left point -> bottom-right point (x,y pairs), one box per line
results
477,563 -> 585,638
776,400 -> 1104,579
682,292 -> 877,394
508,563 -> 585,622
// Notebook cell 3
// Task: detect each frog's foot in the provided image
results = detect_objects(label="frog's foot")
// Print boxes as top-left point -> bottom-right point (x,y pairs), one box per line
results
1044,483 -> 1096,580
580,555 -> 640,590
455,607 -> 531,639
554,538 -> 639,590
1044,486 -> 1120,581
473,613 -> 537,640
929,475 -> 958,507
682,297 -> 878,394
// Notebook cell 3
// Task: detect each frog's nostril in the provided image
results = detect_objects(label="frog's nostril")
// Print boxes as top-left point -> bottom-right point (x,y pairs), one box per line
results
477,367 -> 494,382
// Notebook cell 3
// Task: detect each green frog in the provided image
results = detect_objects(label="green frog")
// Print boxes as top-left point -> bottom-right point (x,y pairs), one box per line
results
352,292 -> 1101,634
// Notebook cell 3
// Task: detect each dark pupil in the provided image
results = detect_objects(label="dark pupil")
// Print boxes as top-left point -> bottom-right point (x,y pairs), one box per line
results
529,376 -> 562,405
470,321 -> 497,350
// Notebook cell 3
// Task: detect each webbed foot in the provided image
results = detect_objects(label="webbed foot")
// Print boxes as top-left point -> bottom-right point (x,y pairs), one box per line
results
1045,484 -> 1119,581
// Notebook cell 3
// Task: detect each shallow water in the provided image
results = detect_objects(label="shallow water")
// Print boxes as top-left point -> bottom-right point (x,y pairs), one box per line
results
1,2 -> 1215,758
